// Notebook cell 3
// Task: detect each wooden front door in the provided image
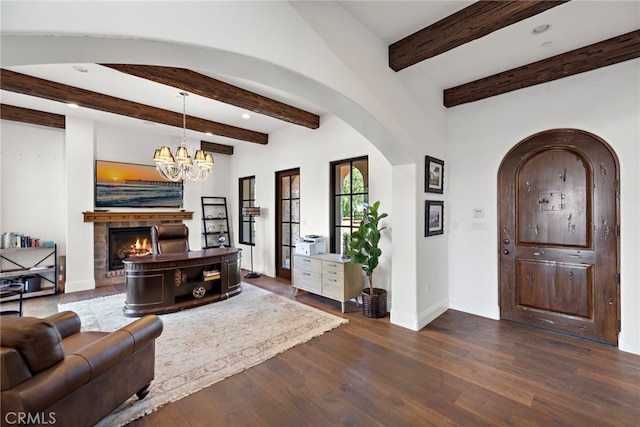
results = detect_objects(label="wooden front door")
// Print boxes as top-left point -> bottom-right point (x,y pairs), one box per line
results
498,129 -> 619,345
275,168 -> 300,280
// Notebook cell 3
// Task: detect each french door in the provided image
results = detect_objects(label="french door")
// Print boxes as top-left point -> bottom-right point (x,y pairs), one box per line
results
275,168 -> 300,279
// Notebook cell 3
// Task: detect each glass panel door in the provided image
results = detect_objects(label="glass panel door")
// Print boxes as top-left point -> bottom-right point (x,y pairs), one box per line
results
276,168 -> 300,280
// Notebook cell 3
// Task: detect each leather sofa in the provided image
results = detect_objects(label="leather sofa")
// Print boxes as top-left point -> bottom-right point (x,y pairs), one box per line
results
1,311 -> 163,427
151,223 -> 190,255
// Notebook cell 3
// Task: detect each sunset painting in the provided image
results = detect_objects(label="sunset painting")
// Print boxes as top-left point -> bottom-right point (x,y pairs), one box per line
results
95,160 -> 183,208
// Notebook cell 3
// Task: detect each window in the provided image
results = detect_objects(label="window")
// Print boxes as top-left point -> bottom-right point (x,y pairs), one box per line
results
330,156 -> 368,254
239,176 -> 256,245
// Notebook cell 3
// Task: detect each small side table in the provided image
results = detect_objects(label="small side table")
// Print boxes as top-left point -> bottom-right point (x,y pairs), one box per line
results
0,283 -> 24,317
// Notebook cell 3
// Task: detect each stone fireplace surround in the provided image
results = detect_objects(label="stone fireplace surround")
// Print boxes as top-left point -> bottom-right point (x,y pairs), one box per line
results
84,211 -> 193,287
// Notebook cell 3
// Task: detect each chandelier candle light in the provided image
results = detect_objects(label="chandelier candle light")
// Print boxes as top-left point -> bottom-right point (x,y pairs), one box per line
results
153,92 -> 214,182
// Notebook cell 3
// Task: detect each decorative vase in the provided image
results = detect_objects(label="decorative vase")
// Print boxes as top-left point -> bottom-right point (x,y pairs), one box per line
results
361,288 -> 387,318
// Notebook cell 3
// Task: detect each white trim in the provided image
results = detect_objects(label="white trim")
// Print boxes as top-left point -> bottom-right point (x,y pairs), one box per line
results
449,297 -> 500,320
391,297 -> 449,331
619,334 -> 640,355
64,280 -> 95,294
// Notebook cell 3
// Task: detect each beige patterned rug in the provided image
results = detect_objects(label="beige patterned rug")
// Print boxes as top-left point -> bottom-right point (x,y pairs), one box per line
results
58,283 -> 347,426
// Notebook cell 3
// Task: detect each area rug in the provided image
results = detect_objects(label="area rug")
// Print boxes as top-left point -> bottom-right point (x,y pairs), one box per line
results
58,283 -> 347,426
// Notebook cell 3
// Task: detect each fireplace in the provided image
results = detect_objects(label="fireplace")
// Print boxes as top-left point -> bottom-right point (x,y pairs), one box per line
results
91,216 -> 186,287
108,226 -> 153,270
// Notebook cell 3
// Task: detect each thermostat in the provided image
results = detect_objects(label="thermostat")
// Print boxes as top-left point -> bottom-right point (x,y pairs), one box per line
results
473,208 -> 485,219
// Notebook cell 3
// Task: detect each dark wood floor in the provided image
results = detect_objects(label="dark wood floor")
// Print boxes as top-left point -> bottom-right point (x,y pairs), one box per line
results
8,273 -> 640,426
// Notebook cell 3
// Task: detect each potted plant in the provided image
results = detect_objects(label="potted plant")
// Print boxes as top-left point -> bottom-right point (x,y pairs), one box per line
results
347,201 -> 388,318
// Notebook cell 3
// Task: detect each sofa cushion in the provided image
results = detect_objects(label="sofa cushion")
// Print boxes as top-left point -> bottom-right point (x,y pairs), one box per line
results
46,311 -> 82,339
0,317 -> 64,373
61,331 -> 109,355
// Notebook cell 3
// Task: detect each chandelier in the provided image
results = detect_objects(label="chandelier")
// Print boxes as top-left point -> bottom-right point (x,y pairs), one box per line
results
153,92 -> 214,182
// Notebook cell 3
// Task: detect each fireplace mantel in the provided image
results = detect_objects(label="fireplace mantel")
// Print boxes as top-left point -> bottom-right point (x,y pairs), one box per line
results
83,211 -> 194,223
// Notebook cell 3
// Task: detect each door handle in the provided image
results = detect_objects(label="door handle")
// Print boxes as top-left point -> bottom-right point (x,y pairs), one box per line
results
502,249 -> 509,255
503,239 -> 510,244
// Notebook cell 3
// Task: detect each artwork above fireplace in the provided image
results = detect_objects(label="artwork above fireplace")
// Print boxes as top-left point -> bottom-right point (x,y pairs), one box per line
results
108,226 -> 153,270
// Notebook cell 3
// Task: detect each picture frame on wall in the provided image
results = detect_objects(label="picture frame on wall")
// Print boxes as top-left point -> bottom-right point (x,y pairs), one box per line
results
425,200 -> 444,237
94,160 -> 183,208
425,156 -> 444,194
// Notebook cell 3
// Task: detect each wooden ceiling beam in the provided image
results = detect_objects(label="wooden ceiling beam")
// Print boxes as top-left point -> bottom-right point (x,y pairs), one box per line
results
444,30 -> 640,108
201,141 -> 234,156
102,64 -> 320,129
0,69 -> 268,144
389,0 -> 569,72
1,104 -> 65,129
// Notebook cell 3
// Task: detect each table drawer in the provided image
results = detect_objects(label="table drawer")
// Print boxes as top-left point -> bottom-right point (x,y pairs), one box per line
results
294,255 -> 322,274
293,270 -> 322,293
322,276 -> 344,299
322,261 -> 344,277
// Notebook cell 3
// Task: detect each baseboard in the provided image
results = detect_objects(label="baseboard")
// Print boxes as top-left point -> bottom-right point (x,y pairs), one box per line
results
416,298 -> 449,330
390,308 -> 418,330
64,279 -> 95,293
390,297 -> 448,331
619,334 -> 640,355
449,297 -> 500,320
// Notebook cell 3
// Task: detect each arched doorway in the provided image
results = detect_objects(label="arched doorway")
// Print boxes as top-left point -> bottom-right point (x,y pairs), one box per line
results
498,129 -> 620,345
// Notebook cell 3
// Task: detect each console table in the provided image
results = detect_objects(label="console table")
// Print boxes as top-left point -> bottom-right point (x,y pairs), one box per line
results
122,248 -> 241,317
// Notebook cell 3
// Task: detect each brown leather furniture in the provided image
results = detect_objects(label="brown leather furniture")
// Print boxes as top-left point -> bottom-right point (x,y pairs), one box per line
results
0,311 -> 163,427
151,223 -> 189,255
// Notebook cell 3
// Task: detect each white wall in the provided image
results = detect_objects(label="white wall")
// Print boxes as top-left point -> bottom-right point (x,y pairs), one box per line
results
63,117 -> 95,291
229,114 -> 394,296
447,60 -> 640,354
0,121 -> 65,251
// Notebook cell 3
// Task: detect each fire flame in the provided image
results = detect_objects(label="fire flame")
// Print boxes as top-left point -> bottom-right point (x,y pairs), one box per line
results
127,237 -> 152,257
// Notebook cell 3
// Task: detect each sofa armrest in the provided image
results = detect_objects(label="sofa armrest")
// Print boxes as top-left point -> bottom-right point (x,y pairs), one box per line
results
70,315 -> 163,380
121,315 -> 163,352
46,311 -> 81,339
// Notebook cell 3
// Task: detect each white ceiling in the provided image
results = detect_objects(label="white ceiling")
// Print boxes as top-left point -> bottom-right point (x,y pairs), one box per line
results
1,1 -> 638,146
340,0 -> 640,89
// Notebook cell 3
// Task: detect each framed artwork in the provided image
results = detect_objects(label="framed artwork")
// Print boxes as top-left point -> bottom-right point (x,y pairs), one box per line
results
95,160 -> 183,208
425,156 -> 444,194
425,200 -> 444,237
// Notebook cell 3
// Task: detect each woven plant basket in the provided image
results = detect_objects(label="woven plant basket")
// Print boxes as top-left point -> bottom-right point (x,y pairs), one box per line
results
361,288 -> 387,318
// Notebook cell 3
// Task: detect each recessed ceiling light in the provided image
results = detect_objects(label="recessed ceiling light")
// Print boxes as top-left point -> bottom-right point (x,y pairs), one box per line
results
532,24 -> 550,35
72,65 -> 88,73
205,132 -> 213,136
541,41 -> 553,48
67,103 -> 80,109
241,113 -> 251,120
